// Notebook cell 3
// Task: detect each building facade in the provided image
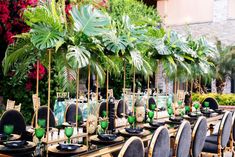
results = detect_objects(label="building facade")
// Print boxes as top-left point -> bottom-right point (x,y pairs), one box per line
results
155,0 -> 235,93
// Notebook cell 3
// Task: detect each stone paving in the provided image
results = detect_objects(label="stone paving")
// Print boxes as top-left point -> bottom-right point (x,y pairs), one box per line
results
170,20 -> 235,46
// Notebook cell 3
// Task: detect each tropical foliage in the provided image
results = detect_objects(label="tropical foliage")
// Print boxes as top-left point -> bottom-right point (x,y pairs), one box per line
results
1,0 -> 226,122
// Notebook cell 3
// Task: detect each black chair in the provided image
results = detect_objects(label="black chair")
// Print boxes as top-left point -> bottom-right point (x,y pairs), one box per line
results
190,116 -> 207,157
64,104 -> 83,125
201,111 -> 232,157
170,121 -> 192,157
148,97 -> 156,110
118,136 -> 144,157
116,99 -> 128,118
98,97 -> 115,131
201,97 -> 219,110
31,106 -> 56,128
0,109 -> 26,135
146,126 -> 170,157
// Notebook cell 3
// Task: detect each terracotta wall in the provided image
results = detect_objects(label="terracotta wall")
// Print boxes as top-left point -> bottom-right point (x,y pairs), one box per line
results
228,0 -> 235,19
157,0 -> 214,26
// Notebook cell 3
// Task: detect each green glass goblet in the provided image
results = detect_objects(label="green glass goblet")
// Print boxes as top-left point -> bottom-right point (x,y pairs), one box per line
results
38,119 -> 46,128
167,108 -> 174,118
4,125 -> 14,141
35,127 -> 45,157
102,111 -> 107,118
150,104 -> 156,111
178,100 -> 183,106
204,101 -> 209,112
194,103 -> 200,115
100,120 -> 108,134
148,111 -> 154,123
185,106 -> 190,114
128,116 -> 135,128
65,127 -> 74,144
35,127 -> 45,143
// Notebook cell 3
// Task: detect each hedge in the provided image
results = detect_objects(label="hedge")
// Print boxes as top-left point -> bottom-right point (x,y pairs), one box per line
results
192,93 -> 235,106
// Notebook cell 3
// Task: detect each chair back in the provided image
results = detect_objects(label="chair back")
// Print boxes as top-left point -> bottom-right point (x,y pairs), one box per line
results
98,97 -> 116,130
232,112 -> 235,141
65,104 -> 83,124
148,126 -> 170,157
201,97 -> 219,110
218,111 -> 232,148
118,136 -> 144,157
148,97 -> 156,110
14,103 -> 21,112
174,121 -> 192,157
191,116 -> 207,157
116,99 -> 128,118
0,109 -> 26,135
6,99 -> 15,111
32,106 -> 56,128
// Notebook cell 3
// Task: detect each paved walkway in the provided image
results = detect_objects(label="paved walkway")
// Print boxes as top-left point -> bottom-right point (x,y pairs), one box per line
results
170,20 -> 235,46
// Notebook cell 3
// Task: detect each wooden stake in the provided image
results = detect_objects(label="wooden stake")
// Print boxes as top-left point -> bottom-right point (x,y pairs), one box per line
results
96,74 -> 99,104
190,80 -> 193,94
123,62 -> 126,116
87,65 -> 90,111
186,80 -> 188,92
35,60 -> 39,128
132,67 -> 136,116
106,71 -> 109,115
199,76 -> 201,93
75,68 -> 79,129
147,76 -> 150,109
46,49 -> 52,156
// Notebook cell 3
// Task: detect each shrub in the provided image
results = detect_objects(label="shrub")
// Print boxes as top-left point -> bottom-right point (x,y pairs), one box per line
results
192,93 -> 235,106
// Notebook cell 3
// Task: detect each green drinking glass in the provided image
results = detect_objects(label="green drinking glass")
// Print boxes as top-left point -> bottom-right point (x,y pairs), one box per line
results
65,127 -> 74,143
102,111 -> 107,118
128,116 -> 135,128
35,127 -> 45,142
148,111 -> 154,123
204,101 -> 209,111
4,125 -> 14,141
150,104 -> 156,111
178,101 -> 183,106
38,119 -> 46,128
167,108 -> 174,118
194,103 -> 200,115
100,120 -> 108,133
76,115 -> 82,124
185,106 -> 190,114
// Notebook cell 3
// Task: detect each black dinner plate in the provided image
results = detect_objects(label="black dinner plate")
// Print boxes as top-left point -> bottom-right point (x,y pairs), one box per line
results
4,140 -> 28,148
149,121 -> 165,127
57,143 -> 81,151
125,128 -> 143,134
214,109 -> 223,114
169,117 -> 183,122
97,134 -> 118,141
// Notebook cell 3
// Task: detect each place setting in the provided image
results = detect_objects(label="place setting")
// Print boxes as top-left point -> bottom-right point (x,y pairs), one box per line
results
48,126 -> 88,156
90,116 -> 124,145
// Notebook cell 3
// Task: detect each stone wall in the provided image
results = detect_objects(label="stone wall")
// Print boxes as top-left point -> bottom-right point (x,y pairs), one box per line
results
213,0 -> 228,22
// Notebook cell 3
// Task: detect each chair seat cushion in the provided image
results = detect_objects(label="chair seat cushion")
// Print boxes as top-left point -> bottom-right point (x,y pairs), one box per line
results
205,135 -> 218,144
202,141 -> 218,154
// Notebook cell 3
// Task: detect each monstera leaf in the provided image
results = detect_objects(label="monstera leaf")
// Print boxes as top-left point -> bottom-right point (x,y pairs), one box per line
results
130,50 -> 143,71
66,45 -> 91,69
102,31 -> 128,53
30,23 -> 64,50
70,5 -> 111,36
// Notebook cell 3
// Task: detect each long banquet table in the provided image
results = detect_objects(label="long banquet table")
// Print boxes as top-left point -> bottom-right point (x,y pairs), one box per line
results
74,113 -> 223,157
